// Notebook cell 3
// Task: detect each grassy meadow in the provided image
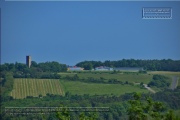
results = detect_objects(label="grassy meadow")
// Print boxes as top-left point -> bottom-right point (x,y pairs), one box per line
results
60,80 -> 148,96
59,71 -> 153,84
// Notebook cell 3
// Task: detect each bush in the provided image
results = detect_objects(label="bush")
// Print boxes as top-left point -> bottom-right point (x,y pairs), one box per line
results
148,75 -> 170,88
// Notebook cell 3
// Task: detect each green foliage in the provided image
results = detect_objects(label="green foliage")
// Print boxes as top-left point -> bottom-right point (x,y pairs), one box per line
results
62,72 -> 152,85
128,93 -> 166,120
1,73 -> 14,97
151,88 -> 180,109
38,61 -> 67,72
153,74 -> 168,80
56,107 -> 70,120
76,59 -> 180,71
128,93 -> 148,120
79,112 -> 98,120
1,90 -> 180,120
140,82 -> 144,87
76,61 -> 93,70
148,75 -> 170,88
0,61 -> 67,79
128,93 -> 180,120
3,73 -> 14,89
55,105 -> 98,120
39,94 -> 43,98
164,110 -> 180,120
1,60 -> 180,119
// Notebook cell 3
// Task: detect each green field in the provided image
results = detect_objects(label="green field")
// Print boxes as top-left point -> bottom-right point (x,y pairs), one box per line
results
60,80 -> 148,96
148,71 -> 180,78
10,79 -> 64,99
10,71 -> 180,99
10,78 -> 148,99
59,72 -> 153,84
59,71 -> 180,85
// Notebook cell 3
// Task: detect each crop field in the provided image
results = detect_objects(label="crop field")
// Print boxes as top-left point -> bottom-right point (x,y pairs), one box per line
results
59,71 -> 180,86
10,79 -> 64,99
59,72 -> 153,84
60,80 -> 148,96
148,71 -> 180,76
10,71 -> 179,99
10,78 -> 148,99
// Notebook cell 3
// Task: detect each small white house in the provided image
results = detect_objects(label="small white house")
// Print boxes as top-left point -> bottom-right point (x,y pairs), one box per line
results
95,66 -> 113,71
67,66 -> 84,71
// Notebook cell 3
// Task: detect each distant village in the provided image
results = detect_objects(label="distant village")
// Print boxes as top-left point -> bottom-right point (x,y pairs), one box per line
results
67,66 -> 144,71
26,55 -> 144,72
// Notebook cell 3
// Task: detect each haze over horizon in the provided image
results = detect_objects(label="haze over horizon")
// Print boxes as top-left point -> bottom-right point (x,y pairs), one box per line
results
1,1 -> 180,66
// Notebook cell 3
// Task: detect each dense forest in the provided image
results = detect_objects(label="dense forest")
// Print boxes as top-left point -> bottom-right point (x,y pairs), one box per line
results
76,59 -> 180,71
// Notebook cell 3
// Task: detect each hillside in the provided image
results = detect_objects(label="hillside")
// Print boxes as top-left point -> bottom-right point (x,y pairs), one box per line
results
8,71 -> 180,99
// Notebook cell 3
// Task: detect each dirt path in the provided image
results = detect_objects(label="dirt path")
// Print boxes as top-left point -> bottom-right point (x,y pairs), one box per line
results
134,82 -> 156,93
143,84 -> 156,93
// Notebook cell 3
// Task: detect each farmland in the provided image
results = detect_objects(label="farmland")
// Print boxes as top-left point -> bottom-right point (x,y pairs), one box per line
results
10,79 -> 64,99
59,71 -> 153,84
148,71 -> 180,78
9,71 -> 180,99
10,78 -> 148,99
60,80 -> 148,96
59,71 -> 180,85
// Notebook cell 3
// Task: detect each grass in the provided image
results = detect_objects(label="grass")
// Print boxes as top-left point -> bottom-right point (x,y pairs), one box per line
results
10,78 -> 149,99
174,110 -> 180,118
10,79 -> 64,99
148,71 -> 180,75
60,71 -> 179,86
59,72 -> 153,84
60,80 -> 148,96
10,71 -> 179,99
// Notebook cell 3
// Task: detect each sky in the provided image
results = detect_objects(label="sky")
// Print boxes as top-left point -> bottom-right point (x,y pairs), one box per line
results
0,1 -> 180,65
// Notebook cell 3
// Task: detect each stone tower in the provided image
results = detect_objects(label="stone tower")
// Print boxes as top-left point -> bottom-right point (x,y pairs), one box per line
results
26,56 -> 31,68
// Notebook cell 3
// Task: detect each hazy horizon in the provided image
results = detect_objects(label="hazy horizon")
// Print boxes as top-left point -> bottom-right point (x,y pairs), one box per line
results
1,57 -> 180,66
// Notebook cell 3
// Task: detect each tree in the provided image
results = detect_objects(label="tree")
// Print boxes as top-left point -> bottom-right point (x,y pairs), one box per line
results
83,63 -> 93,70
3,73 -> 14,93
128,93 -> 180,120
56,107 -> 70,120
127,93 -> 148,120
148,75 -> 170,88
164,110 -> 180,120
31,61 -> 38,67
39,94 -> 43,98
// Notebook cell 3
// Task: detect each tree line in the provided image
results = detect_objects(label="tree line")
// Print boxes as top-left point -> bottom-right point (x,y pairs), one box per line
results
1,59 -> 180,75
0,61 -> 67,78
63,74 -> 135,86
1,90 -> 180,120
76,59 -> 180,71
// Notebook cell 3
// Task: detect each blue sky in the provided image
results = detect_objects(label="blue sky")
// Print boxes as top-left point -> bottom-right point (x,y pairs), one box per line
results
1,1 -> 180,65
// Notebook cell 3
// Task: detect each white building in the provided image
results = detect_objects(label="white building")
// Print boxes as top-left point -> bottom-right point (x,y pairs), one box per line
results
95,66 -> 113,71
67,66 -> 84,71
